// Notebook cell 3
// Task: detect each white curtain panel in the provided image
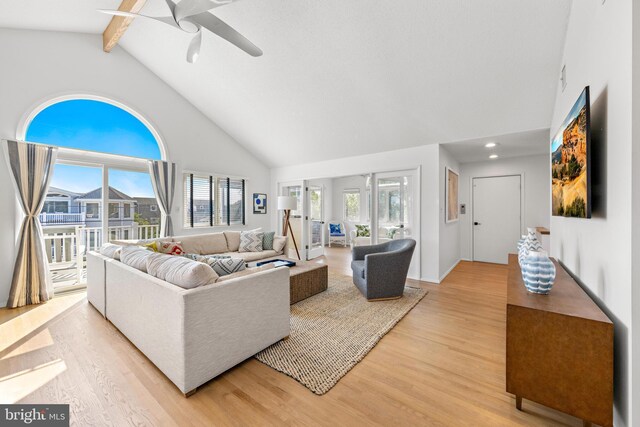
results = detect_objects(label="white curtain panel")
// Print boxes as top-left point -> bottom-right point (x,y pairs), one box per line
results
148,160 -> 176,237
5,140 -> 58,308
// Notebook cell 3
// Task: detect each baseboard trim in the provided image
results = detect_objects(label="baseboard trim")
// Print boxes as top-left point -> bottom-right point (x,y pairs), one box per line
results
439,259 -> 461,282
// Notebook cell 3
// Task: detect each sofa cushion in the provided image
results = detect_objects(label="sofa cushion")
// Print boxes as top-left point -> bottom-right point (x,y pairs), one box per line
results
218,250 -> 279,262
146,252 -> 219,289
99,243 -> 122,260
273,236 -> 286,253
177,232 -> 228,255
144,240 -> 185,256
262,231 -> 275,250
239,230 -> 264,252
351,260 -> 366,279
216,264 -> 275,283
120,246 -> 154,272
223,231 -> 241,252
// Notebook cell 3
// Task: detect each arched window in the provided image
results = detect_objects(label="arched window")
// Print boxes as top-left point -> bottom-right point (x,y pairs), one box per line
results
22,97 -> 165,291
26,98 -> 163,159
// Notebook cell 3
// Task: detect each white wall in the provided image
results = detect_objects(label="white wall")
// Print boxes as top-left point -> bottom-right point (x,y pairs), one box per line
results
438,146 -> 460,279
549,1 -> 634,425
271,144 -> 440,282
0,28 -> 272,307
458,154 -> 550,261
331,175 -> 369,243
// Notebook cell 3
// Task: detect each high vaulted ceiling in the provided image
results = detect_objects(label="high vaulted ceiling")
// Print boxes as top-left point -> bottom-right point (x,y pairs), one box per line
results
0,0 -> 571,167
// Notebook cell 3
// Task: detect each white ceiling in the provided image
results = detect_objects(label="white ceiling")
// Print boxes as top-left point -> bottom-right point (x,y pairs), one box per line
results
0,0 -> 571,167
441,128 -> 550,164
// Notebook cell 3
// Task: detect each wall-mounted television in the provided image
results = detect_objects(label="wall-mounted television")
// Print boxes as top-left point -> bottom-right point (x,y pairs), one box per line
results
551,86 -> 591,218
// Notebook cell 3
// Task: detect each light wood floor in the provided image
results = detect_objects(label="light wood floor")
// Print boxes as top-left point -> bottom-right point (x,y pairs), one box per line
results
0,247 -> 585,426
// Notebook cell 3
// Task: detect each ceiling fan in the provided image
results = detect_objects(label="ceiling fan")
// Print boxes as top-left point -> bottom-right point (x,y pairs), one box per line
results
99,0 -> 262,63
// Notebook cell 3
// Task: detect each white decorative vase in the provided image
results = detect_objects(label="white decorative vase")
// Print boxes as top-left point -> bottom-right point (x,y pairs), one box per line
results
518,228 -> 542,266
521,250 -> 556,294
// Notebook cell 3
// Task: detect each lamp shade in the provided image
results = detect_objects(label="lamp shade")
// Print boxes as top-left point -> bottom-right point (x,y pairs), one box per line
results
277,195 -> 297,211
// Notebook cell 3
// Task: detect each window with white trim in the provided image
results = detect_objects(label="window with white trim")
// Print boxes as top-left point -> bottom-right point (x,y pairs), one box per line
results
343,189 -> 360,221
183,173 -> 246,227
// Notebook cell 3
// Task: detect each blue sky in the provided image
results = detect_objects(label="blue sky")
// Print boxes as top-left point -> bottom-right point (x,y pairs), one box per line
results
27,100 -> 160,197
551,88 -> 587,152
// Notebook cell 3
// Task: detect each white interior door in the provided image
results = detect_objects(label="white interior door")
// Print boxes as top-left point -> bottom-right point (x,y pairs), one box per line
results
306,185 -> 325,259
373,170 -> 421,279
472,175 -> 521,264
279,181 -> 304,259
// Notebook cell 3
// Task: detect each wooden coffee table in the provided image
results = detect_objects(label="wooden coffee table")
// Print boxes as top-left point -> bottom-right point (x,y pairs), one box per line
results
252,258 -> 328,304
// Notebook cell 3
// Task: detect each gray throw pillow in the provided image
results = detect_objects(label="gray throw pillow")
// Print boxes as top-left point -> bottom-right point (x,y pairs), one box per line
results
262,231 -> 275,250
188,254 -> 246,276
239,230 -> 264,252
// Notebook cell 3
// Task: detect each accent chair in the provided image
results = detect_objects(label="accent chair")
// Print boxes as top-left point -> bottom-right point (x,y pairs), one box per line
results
328,221 -> 347,247
351,239 -> 416,301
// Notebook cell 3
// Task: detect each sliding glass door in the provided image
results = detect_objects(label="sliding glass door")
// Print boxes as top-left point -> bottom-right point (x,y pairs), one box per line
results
44,163 -> 103,291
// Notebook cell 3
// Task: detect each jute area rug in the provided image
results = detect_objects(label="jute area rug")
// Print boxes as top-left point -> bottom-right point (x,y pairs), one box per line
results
255,273 -> 428,395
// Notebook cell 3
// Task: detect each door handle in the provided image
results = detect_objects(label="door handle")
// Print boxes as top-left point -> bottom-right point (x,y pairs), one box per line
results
474,222 -> 481,225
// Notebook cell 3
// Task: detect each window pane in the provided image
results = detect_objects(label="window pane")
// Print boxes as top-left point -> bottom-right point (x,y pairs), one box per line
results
124,204 -> 131,218
184,175 -> 192,227
217,178 -> 228,225
26,99 -> 161,159
229,179 -> 244,225
343,190 -> 360,221
192,175 -> 211,227
86,203 -> 99,218
109,203 -> 120,219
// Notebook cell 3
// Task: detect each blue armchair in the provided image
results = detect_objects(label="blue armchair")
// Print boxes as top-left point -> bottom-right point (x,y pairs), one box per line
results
351,239 -> 416,301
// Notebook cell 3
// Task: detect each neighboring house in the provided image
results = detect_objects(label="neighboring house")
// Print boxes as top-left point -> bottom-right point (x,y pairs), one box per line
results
135,197 -> 161,225
74,187 -> 137,228
41,186 -> 142,228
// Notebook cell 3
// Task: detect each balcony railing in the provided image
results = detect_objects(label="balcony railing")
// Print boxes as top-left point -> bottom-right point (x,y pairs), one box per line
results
44,223 -> 160,288
40,212 -> 86,224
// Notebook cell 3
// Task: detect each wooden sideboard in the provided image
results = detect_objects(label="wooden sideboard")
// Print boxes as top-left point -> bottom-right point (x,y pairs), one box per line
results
506,254 -> 613,427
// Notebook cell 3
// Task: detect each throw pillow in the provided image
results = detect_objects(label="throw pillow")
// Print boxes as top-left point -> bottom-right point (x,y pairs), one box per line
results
120,246 -> 154,272
329,223 -> 342,235
146,253 -> 218,289
144,240 -> 185,256
355,224 -> 370,237
272,236 -> 286,253
99,243 -> 122,260
189,254 -> 246,276
216,263 -> 275,283
183,253 -> 230,262
239,230 -> 264,252
262,231 -> 275,250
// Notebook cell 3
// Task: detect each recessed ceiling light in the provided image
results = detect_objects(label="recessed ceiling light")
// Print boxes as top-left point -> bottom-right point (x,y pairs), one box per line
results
485,142 -> 497,148
489,154 -> 499,159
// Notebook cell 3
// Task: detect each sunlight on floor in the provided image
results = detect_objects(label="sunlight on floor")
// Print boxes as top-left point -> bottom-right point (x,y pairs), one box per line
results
1,329 -> 55,360
0,358 -> 67,403
0,292 -> 85,353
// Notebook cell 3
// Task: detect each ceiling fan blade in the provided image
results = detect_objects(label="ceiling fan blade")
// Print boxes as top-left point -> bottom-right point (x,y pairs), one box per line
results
97,10 -> 181,30
186,31 -> 202,63
191,12 -> 263,57
174,0 -> 232,22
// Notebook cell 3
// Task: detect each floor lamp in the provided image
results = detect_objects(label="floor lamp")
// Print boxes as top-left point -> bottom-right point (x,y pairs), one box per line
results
278,195 -> 301,260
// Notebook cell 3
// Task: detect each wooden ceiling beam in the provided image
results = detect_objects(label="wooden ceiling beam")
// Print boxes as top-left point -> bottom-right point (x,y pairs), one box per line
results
102,0 -> 147,52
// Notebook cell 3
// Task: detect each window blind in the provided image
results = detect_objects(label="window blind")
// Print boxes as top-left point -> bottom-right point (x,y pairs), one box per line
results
184,173 -> 245,228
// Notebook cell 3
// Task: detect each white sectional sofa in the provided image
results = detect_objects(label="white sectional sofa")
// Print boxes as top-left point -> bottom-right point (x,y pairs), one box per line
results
86,230 -> 291,396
